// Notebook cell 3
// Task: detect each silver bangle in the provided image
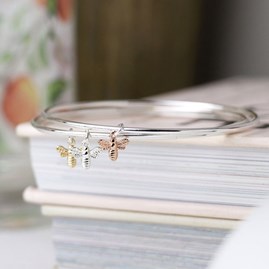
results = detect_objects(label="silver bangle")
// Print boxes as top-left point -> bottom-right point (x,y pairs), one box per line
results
32,100 -> 258,168
33,100 -> 257,138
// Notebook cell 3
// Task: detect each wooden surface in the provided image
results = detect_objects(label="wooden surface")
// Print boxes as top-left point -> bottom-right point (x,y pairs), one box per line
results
76,0 -> 202,100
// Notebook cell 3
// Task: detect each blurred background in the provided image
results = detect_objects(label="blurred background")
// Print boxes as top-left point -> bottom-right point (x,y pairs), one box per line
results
2,0 -> 269,133
1,0 -> 269,227
77,0 -> 269,100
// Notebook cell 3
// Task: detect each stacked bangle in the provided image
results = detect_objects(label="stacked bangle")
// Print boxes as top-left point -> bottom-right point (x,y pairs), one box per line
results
31,100 -> 258,168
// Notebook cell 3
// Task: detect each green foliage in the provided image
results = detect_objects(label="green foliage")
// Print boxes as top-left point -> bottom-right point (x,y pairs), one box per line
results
0,52 -> 13,64
39,37 -> 48,67
0,132 -> 8,153
47,78 -> 67,104
47,0 -> 57,16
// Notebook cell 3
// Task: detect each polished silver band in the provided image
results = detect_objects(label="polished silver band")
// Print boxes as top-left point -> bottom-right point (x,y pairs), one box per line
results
32,100 -> 258,140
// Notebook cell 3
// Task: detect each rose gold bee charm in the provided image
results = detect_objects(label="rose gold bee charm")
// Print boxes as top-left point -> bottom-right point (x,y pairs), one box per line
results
98,125 -> 129,161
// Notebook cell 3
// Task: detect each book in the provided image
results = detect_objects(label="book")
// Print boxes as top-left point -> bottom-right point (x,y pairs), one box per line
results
23,186 -> 250,221
50,215 -> 229,269
18,79 -> 269,210
19,78 -> 269,269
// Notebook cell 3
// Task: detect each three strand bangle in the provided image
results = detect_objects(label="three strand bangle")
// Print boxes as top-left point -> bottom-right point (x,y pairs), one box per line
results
32,100 -> 258,168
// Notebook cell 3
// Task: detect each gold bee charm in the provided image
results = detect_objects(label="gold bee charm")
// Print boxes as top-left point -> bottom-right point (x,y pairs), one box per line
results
98,130 -> 129,161
56,136 -> 78,168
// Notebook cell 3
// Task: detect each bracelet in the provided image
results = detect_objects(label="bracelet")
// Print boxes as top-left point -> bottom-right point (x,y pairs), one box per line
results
32,100 -> 258,168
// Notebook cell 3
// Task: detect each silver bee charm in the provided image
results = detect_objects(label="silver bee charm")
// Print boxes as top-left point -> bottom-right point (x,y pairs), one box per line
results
80,133 -> 101,169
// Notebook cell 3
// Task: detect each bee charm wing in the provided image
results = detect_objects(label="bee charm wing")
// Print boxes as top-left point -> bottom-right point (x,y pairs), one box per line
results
70,147 -> 83,158
98,139 -> 111,150
56,146 -> 69,157
90,147 -> 102,158
117,138 -> 129,150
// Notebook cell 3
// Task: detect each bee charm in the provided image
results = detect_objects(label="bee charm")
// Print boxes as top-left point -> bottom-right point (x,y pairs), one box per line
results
98,130 -> 129,161
81,135 -> 102,169
56,133 -> 101,169
56,136 -> 78,168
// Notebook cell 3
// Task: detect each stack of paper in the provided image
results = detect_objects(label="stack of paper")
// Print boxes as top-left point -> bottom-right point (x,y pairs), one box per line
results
53,218 -> 228,269
20,79 -> 269,269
